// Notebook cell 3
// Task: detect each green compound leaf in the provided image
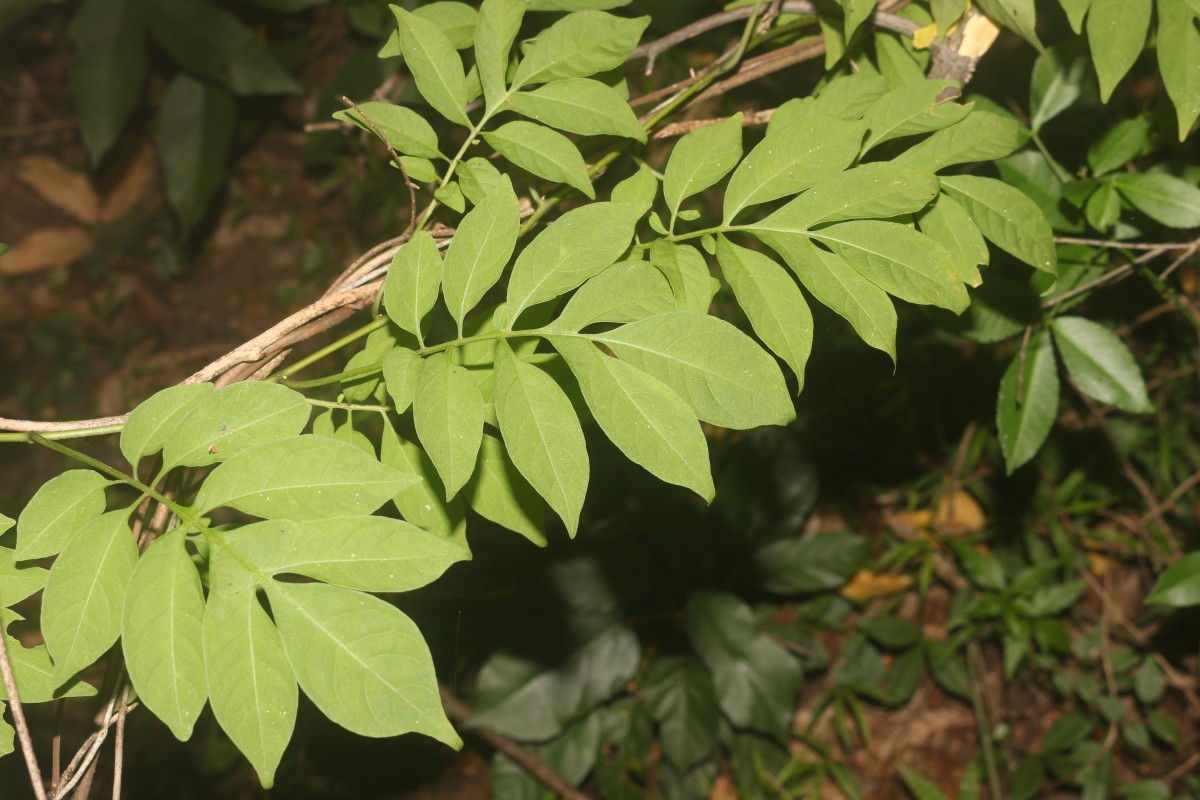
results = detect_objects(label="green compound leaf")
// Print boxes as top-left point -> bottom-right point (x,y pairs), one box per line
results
509,78 -> 645,141
121,529 -> 206,741
413,352 -> 485,500
894,111 -> 1021,172
1086,0 -> 1151,102
997,329 -> 1059,473
1146,551 -> 1200,607
161,381 -> 311,472
468,623 -> 639,740
332,102 -> 444,160
194,435 -> 417,520
511,11 -> 649,88
267,580 -> 461,746
752,233 -> 897,362
383,346 -> 424,414
753,531 -> 866,594
158,75 -> 235,235
861,79 -> 965,151
42,510 -> 138,686
204,554 -> 297,789
1111,173 -> 1200,228
391,6 -> 471,126
474,0 -> 524,109
663,113 -> 743,222
722,115 -> 865,223
916,194 -> 988,287
483,121 -> 595,198
752,162 -> 939,230
120,383 -> 213,470
223,516 -> 468,592
493,341 -> 589,535
441,179 -> 520,332
506,200 -> 646,320
15,469 -> 111,560
68,0 -> 148,165
940,175 -> 1058,274
384,231 -> 443,338
714,237 -> 813,393
551,259 -> 674,331
685,592 -> 801,743
550,336 -> 714,500
1051,316 -> 1151,413
1157,0 -> 1200,141
810,220 -> 970,313
380,422 -> 468,546
464,432 -> 547,545
593,312 -> 794,429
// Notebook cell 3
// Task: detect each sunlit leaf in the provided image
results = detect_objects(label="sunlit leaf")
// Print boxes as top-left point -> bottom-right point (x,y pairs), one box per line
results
413,352 -> 485,499
441,179 -> 520,332
392,6 -> 471,125
511,11 -> 648,87
15,469 -> 110,560
663,114 -> 743,222
509,78 -> 645,141
940,176 -> 1058,274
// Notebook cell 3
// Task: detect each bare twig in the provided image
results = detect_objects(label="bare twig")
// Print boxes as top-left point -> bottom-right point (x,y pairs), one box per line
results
111,685 -> 130,800
1042,246 -> 1172,309
651,107 -> 777,139
440,688 -> 594,800
1054,236 -> 1200,251
1,631 -> 49,800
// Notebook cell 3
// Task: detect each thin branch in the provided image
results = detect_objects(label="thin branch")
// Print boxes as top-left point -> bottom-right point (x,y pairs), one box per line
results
1042,246 -> 1171,309
1,631 -> 49,800
651,107 -> 777,139
339,95 -> 417,236
111,685 -> 131,800
440,688 -> 594,800
1054,236 -> 1200,251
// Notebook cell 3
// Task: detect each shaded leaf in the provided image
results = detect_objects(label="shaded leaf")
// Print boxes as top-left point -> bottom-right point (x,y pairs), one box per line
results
158,75 -> 235,233
1112,172 -> 1200,228
464,433 -> 547,545
1052,316 -> 1151,412
996,329 -> 1059,473
644,657 -> 719,771
753,532 -> 866,594
1087,0 -> 1151,101
16,469 -> 110,560
1146,552 -> 1200,606
68,0 -> 148,165
648,240 -> 717,314
916,194 -> 987,287
380,422 -> 468,546
1158,0 -> 1200,140
333,102 -> 443,160
1030,40 -> 1092,131
1087,119 -> 1148,177
940,176 -> 1058,273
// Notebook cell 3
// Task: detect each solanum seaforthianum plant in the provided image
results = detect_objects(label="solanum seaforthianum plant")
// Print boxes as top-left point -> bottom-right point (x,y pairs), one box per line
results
2,0 -> 1198,794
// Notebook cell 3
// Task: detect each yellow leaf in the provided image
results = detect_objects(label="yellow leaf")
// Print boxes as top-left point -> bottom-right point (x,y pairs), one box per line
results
16,156 -> 100,224
933,489 -> 985,536
840,569 -> 914,602
0,227 -> 95,275
913,23 -> 940,50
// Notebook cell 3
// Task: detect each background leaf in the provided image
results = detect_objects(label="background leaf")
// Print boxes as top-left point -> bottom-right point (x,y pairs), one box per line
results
1157,0 -> 1200,140
996,329 -> 1059,472
1087,0 -> 1151,101
157,75 -> 235,234
68,0 -> 147,165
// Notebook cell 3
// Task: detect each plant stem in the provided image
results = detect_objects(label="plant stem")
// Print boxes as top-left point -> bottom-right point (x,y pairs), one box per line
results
0,423 -> 125,444
270,315 -> 389,382
966,641 -> 1005,800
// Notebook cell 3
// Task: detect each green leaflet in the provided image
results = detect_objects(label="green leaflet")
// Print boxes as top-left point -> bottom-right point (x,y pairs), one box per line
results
42,510 -> 138,685
803,74 -> 890,122
1087,119 -> 1148,177
340,327 -> 395,404
1146,551 -> 1200,606
750,162 -> 939,229
204,553 -> 296,788
459,157 -> 507,203
611,162 -> 658,206
15,469 -> 110,560
509,78 -> 645,141
158,75 -> 235,234
722,115 -> 866,223
1059,0 -> 1093,32
1111,173 -> 1200,228
441,180 -> 520,332
753,531 -> 866,594
194,435 -> 416,520
663,114 -> 743,223
121,529 -> 206,741
380,423 -> 468,546
1051,316 -> 1152,413
493,341 -> 589,535
160,381 -> 311,472
940,175 -> 1058,274
464,432 -> 547,545
715,237 -> 813,393
894,111 -> 1021,172
643,656 -> 720,772
384,231 -> 443,339
525,0 -> 633,8
68,0 -> 147,165
332,102 -> 444,160
392,7 -> 471,126
648,240 -> 717,314
1158,0 -> 1200,141
899,766 -> 952,800
755,232 -> 897,361
916,194 -> 987,287
0,546 -> 47,605
861,80 -> 965,151
382,346 -> 424,414
511,11 -> 649,88
415,2 -> 479,48
550,336 -> 714,500
1030,41 -> 1092,132
810,220 -> 970,313
483,121 -> 595,198
413,352 -> 485,500
267,580 -> 460,745
996,329 -> 1059,473
1087,0 -> 1151,101
974,0 -> 1042,49
931,0 -> 969,30
506,201 -> 646,320
222,516 -> 468,592
0,636 -> 96,703
684,592 -> 801,744
120,383 -> 213,470
837,0 -> 874,40
551,260 -> 674,331
592,312 -> 795,429
475,0 -> 524,110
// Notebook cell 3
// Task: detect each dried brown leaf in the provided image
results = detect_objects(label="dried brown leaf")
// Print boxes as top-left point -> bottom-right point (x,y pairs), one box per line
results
0,226 -> 95,275
16,156 -> 100,224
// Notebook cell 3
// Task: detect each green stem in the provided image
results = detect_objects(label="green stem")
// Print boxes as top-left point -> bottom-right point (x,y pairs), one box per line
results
269,316 -> 389,382
0,423 -> 125,444
307,399 -> 391,413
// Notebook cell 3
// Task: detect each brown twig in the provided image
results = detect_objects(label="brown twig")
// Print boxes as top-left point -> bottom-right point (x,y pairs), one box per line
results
651,107 -> 777,139
1,631 -> 49,800
339,95 -> 417,236
1042,246 -> 1172,309
440,688 -> 594,800
111,685 -> 131,800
